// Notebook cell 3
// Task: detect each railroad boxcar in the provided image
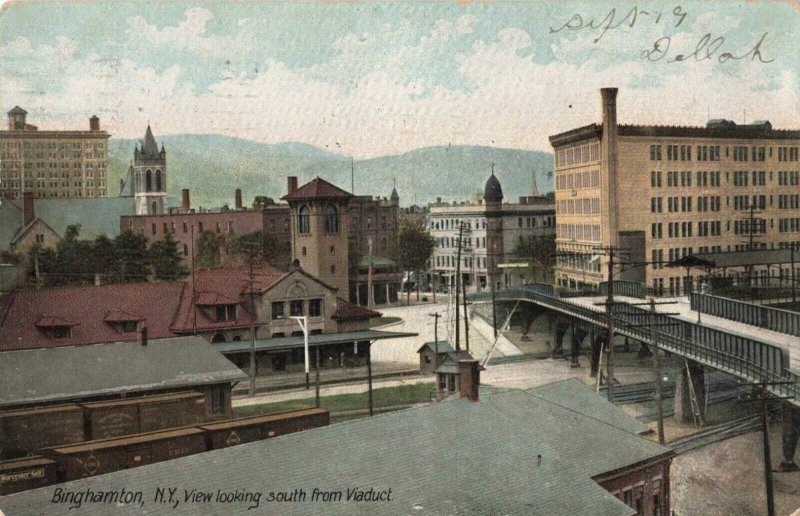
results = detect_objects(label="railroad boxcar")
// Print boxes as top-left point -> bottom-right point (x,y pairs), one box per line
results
0,456 -> 58,496
0,405 -> 85,458
200,408 -> 330,450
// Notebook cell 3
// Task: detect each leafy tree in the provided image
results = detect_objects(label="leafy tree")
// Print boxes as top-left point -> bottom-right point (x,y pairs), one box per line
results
93,235 -> 118,281
196,230 -> 223,268
114,230 -> 149,282
225,231 -> 267,266
55,225 -> 96,285
252,196 -> 276,209
395,218 -> 435,305
511,234 -> 556,283
149,234 -> 187,280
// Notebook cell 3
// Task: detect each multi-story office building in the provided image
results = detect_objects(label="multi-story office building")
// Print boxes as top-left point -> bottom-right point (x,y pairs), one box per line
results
429,173 -> 555,292
550,88 -> 800,294
0,107 -> 110,199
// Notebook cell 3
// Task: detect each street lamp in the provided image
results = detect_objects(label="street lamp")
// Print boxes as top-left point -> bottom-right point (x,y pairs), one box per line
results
291,316 -> 310,389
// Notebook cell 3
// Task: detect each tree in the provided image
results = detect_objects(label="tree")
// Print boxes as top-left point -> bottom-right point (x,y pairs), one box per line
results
149,234 -> 187,280
512,234 -> 556,283
113,230 -> 149,282
225,231 -> 270,266
252,196 -> 276,209
93,235 -> 117,282
395,218 -> 435,305
196,230 -> 223,268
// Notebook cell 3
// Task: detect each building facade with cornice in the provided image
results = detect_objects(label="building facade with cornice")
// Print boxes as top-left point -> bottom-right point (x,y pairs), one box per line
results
550,88 -> 800,294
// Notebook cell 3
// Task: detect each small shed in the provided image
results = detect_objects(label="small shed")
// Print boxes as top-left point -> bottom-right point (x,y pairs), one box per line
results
434,350 -> 478,399
416,341 -> 453,374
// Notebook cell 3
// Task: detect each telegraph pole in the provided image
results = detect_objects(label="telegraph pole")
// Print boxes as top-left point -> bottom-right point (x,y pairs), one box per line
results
454,222 -> 464,351
650,299 -> 665,445
429,312 -> 441,368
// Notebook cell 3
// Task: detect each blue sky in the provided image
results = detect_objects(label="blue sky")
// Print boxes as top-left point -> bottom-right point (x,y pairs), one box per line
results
1,1 -> 798,157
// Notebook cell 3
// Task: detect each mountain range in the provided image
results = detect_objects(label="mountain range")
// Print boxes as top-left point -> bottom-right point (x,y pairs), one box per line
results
108,135 -> 553,209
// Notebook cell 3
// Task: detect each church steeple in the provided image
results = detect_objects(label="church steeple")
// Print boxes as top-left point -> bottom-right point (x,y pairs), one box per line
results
141,125 -> 160,158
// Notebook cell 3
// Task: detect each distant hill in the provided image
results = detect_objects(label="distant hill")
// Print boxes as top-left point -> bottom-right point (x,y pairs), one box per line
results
108,135 -> 553,209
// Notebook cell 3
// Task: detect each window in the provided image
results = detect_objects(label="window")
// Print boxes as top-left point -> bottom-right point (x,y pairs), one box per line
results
210,386 -> 224,415
155,170 -> 162,191
324,204 -> 339,233
151,201 -> 157,214
298,205 -> 310,234
309,298 -> 322,317
271,302 -> 285,320
290,300 -> 304,316
215,304 -> 237,321
145,170 -> 152,191
48,326 -> 72,339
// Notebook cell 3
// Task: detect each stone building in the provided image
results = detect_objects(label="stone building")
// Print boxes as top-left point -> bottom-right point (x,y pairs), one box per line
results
0,107 -> 110,200
550,88 -> 800,294
119,125 -> 167,215
429,172 -> 555,292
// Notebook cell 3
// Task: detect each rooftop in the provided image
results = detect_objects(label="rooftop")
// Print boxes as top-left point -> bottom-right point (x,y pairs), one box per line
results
0,336 -> 247,408
0,379 -> 670,515
281,177 -> 353,201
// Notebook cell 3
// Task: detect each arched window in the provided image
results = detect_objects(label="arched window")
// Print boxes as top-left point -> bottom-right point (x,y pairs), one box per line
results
155,170 -> 162,191
298,205 -> 310,234
151,201 -> 158,214
145,170 -> 152,192
325,204 -> 338,233
211,333 -> 226,343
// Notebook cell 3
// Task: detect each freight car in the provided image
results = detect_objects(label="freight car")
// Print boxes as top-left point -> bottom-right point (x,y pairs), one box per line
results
0,407 -> 329,496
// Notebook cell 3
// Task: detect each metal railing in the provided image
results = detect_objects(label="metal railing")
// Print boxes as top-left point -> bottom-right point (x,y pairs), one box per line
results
599,280 -> 647,299
690,292 -> 800,337
474,285 -> 800,404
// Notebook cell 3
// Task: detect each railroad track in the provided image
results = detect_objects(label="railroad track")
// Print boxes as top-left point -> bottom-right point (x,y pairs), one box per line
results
668,414 -> 762,455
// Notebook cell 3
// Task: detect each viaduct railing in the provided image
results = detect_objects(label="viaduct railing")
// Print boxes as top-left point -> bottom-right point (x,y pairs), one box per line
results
467,285 -> 800,405
690,292 -> 800,337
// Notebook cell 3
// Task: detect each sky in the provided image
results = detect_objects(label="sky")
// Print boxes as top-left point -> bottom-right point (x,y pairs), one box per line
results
0,1 -> 798,158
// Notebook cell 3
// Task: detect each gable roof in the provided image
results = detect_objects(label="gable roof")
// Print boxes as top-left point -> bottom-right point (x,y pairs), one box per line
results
0,336 -> 247,408
331,298 -> 381,320
417,340 -> 453,354
7,106 -> 27,115
0,281 -> 186,351
281,177 -> 353,201
0,381 -> 670,515
0,196 -> 137,253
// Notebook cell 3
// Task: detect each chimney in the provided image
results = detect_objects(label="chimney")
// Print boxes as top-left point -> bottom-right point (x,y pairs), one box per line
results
22,191 -> 35,226
89,115 -> 100,131
600,87 -> 620,247
137,323 -> 148,346
288,176 -> 298,195
235,188 -> 243,210
182,189 -> 191,212
458,359 -> 480,402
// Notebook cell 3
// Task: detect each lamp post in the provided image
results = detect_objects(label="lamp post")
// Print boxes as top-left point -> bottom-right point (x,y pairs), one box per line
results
291,316 -> 310,389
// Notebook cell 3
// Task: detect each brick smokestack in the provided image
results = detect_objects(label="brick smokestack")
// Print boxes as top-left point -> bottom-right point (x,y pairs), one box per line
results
235,188 -> 243,210
288,176 -> 298,195
181,189 -> 190,212
89,115 -> 100,131
600,87 -> 620,247
22,191 -> 35,226
458,359 -> 480,402
137,323 -> 148,346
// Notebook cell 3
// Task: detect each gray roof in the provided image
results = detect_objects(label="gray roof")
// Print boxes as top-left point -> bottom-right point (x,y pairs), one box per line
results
484,172 -> 503,201
416,340 -> 453,354
693,248 -> 796,268
213,329 -> 417,354
434,350 -> 476,374
0,381 -> 670,515
0,336 -> 247,408
526,379 -> 650,435
0,196 -> 137,252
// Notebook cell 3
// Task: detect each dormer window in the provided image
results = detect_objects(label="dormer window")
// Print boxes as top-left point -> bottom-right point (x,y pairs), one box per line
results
35,316 -> 76,339
216,304 -> 237,322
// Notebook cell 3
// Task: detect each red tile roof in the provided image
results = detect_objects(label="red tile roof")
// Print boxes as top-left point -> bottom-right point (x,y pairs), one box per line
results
281,177 -> 353,201
171,266 -> 285,333
331,298 -> 382,320
0,282 -> 186,351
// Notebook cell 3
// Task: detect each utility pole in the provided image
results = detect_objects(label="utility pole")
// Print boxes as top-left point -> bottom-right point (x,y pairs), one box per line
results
606,248 -> 615,403
429,312 -> 440,368
247,261 -> 258,397
291,316 -> 310,390
367,238 -> 374,308
739,380 -> 796,516
650,299 -> 665,445
454,222 -> 464,351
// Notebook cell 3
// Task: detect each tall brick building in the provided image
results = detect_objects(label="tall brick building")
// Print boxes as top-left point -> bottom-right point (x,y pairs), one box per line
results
0,107 -> 110,199
550,88 -> 800,294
